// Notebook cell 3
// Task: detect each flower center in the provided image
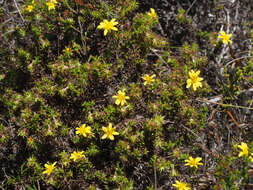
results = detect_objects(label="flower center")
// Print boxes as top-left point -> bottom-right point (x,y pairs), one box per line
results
80,128 -> 88,134
190,160 -> 197,166
243,148 -> 248,155
146,76 -> 152,82
118,94 -> 125,101
191,75 -> 198,83
48,166 -> 54,173
104,22 -> 114,30
107,129 -> 113,136
76,153 -> 81,159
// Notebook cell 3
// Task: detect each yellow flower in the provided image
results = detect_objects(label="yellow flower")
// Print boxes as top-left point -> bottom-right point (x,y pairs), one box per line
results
238,142 -> 248,157
64,47 -> 71,54
102,123 -> 119,141
142,74 -> 156,85
64,47 -> 73,56
184,156 -> 203,168
43,162 -> 56,175
218,31 -> 232,45
186,70 -> 203,91
75,124 -> 92,137
112,90 -> 130,106
46,2 -> 56,10
70,151 -> 85,162
172,180 -> 190,190
26,5 -> 34,12
97,19 -> 118,36
148,8 -> 158,19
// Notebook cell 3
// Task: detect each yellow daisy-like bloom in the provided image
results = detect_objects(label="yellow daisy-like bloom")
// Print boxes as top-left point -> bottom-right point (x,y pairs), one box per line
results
46,2 -> 56,10
238,142 -> 248,157
186,70 -> 203,91
112,90 -> 130,106
102,123 -> 119,141
218,31 -> 232,45
148,8 -> 158,19
75,124 -> 92,137
43,162 -> 56,175
97,18 -> 118,36
70,151 -> 85,162
184,156 -> 203,168
172,180 -> 191,190
26,5 -> 34,12
142,74 -> 156,85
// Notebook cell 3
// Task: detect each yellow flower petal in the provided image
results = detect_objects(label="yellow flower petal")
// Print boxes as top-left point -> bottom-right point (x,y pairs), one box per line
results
108,134 -> 114,140
111,27 -> 118,31
101,134 -> 107,139
115,99 -> 121,105
113,131 -> 119,135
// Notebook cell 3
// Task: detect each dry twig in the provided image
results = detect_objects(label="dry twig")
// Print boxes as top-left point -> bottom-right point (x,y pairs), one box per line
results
13,0 -> 25,23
